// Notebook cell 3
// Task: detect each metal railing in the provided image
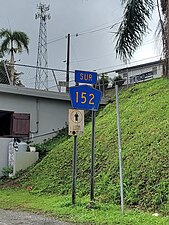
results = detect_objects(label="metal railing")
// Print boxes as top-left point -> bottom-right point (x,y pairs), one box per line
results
1,62 -> 109,96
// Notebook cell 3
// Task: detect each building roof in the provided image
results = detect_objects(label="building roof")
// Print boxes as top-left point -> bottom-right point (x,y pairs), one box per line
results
115,59 -> 163,73
0,83 -> 107,105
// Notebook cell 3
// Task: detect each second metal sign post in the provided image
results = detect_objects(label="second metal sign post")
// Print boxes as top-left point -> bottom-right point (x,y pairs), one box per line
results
69,70 -> 102,204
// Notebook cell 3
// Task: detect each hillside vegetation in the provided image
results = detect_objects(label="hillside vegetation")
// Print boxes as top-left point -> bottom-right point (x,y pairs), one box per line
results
22,78 -> 169,211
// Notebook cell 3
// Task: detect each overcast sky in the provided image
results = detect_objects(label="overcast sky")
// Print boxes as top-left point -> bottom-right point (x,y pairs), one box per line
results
0,0 -> 160,88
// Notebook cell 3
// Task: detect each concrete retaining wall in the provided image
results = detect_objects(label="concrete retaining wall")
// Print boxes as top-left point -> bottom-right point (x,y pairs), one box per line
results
0,138 -> 11,177
13,152 -> 39,175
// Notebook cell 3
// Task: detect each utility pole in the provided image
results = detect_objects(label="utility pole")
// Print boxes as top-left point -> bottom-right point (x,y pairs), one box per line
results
66,34 -> 70,92
35,3 -> 50,90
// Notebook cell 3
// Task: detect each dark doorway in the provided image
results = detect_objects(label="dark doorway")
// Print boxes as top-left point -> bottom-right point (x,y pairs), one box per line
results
0,110 -> 13,136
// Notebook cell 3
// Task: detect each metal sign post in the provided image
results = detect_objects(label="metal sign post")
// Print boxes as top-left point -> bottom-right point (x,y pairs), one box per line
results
115,84 -> 124,214
69,69 -> 102,205
72,135 -> 77,204
90,110 -> 96,202
68,109 -> 84,205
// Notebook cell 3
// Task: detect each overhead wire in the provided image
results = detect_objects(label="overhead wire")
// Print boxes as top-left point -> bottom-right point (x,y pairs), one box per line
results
11,54 -> 163,77
69,35 -> 162,65
48,21 -> 119,45
24,21 -> 118,53
73,23 -> 119,37
5,18 -> 162,79
95,55 -> 163,73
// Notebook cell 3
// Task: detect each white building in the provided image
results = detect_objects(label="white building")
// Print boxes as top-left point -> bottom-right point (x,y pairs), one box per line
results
115,60 -> 163,85
0,84 -> 107,176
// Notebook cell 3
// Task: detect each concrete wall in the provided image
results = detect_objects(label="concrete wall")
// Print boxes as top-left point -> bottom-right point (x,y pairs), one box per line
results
0,88 -> 71,176
14,152 -> 39,175
0,138 -> 11,177
0,90 -> 71,143
0,84 -> 107,144
0,138 -> 39,177
0,85 -> 107,176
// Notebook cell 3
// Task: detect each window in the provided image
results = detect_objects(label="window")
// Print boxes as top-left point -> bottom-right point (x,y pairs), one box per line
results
123,72 -> 128,78
0,110 -> 30,137
152,66 -> 157,75
11,113 -> 30,137
130,77 -> 133,83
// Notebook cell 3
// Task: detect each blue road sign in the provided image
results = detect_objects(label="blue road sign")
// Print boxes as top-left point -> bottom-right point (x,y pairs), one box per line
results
69,85 -> 102,111
75,70 -> 97,85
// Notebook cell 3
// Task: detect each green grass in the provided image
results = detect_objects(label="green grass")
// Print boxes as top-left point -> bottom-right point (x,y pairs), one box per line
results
20,78 -> 168,211
3,78 -> 169,219
0,189 -> 168,225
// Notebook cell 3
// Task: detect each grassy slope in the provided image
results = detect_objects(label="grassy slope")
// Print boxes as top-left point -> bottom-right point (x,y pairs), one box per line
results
22,78 -> 169,211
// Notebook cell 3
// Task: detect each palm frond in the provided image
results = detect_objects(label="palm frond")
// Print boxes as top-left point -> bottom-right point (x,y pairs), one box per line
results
115,0 -> 154,60
0,28 -> 29,84
0,37 -> 10,54
13,31 -> 29,53
0,29 -> 12,39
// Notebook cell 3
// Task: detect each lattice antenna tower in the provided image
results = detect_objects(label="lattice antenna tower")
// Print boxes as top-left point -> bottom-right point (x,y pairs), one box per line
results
35,3 -> 51,90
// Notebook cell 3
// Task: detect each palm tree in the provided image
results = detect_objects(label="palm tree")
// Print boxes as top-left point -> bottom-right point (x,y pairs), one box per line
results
115,0 -> 154,59
115,0 -> 168,75
0,29 -> 29,84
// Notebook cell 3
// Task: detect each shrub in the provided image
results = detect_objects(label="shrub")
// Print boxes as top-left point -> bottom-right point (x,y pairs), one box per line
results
2,166 -> 13,178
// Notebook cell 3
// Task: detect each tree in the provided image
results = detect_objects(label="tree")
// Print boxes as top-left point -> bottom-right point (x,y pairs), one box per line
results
0,61 -> 10,84
111,75 -> 125,87
0,60 -> 24,86
0,29 -> 29,84
115,0 -> 154,59
115,0 -> 168,75
96,73 -> 109,91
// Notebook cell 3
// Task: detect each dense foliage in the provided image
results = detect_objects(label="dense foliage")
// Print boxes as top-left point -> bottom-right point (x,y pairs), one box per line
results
22,78 -> 169,211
